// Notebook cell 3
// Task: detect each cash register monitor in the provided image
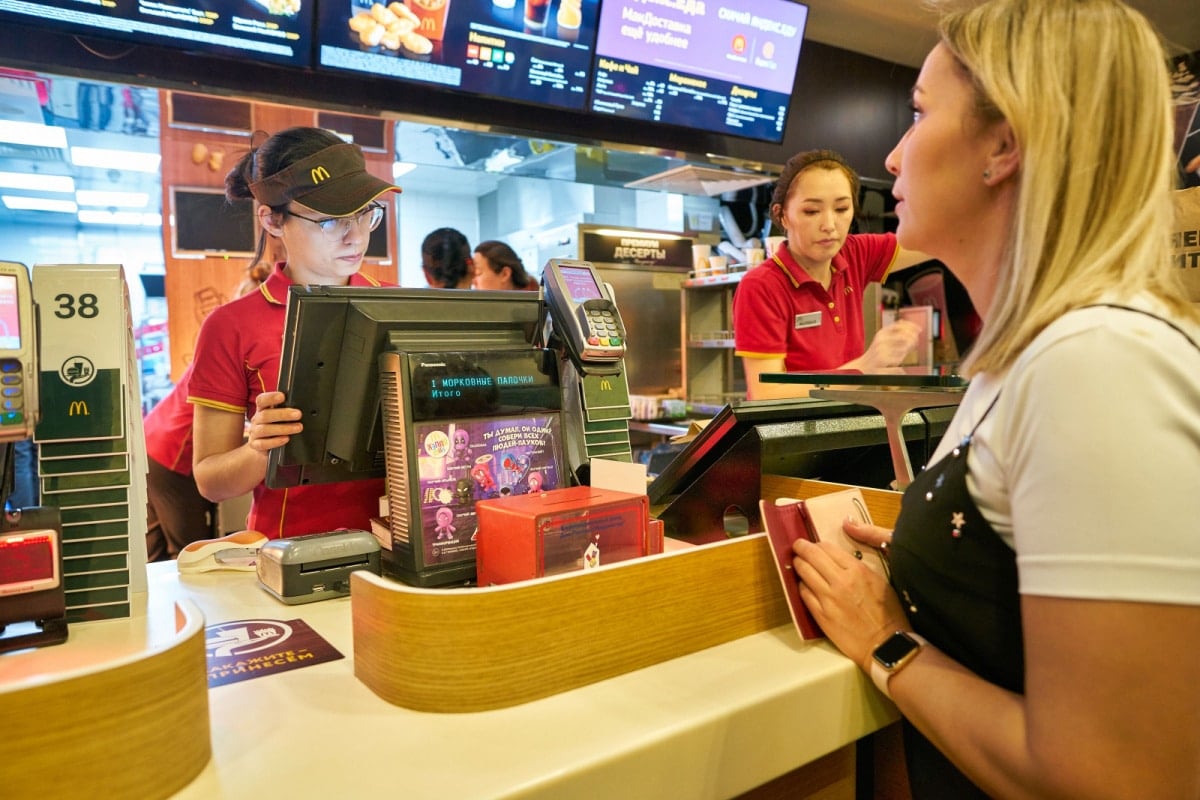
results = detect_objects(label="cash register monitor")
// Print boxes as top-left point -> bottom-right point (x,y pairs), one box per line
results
266,286 -> 547,490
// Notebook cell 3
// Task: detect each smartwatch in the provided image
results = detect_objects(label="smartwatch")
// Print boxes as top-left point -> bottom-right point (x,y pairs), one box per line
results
870,630 -> 928,697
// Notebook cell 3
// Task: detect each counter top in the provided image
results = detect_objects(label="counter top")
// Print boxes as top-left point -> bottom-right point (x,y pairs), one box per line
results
12,560 -> 898,799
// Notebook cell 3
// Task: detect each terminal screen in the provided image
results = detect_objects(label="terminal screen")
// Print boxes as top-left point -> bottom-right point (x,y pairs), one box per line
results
560,266 -> 602,301
0,274 -> 21,351
0,531 -> 58,595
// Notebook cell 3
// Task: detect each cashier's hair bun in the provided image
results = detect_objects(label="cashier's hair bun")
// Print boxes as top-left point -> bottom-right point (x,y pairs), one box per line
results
770,149 -> 861,228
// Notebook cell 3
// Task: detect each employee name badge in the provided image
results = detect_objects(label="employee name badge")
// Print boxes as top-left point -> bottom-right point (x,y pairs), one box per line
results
794,312 -> 822,330
34,265 -> 127,442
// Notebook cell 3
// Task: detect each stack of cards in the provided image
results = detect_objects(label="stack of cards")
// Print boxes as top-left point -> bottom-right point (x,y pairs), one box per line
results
34,264 -> 148,622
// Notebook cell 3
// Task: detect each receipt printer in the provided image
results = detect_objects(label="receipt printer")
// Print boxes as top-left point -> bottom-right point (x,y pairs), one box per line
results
256,529 -> 381,604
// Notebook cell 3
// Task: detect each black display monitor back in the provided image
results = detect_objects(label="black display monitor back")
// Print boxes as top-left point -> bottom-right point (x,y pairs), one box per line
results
266,285 -> 545,489
648,399 -> 957,543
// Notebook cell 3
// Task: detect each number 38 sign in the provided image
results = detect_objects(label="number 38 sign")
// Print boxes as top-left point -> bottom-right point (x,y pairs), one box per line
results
34,265 -> 127,442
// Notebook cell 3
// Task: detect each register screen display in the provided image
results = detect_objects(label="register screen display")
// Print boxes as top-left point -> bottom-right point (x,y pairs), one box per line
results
589,0 -> 808,143
317,0 -> 600,110
0,531 -> 59,595
0,0 -> 313,67
0,274 -> 21,351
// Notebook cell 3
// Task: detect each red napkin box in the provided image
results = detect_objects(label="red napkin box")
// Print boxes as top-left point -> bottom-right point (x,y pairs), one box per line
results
475,486 -> 661,586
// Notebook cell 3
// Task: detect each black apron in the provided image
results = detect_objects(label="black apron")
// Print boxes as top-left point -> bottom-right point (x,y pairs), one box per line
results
888,395 -> 1020,799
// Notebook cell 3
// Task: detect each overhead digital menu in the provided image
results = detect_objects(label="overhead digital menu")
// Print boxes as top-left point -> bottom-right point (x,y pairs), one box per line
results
317,0 -> 600,110
589,0 -> 808,143
0,0 -> 313,67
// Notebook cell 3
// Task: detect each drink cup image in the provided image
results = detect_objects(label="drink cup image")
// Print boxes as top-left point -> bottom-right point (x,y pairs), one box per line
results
556,0 -> 580,40
708,255 -> 729,274
743,247 -> 764,265
405,0 -> 449,41
524,0 -> 550,29
692,244 -> 711,272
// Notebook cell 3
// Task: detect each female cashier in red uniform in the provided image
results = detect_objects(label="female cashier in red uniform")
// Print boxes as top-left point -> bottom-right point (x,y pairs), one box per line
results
188,126 -> 401,539
733,149 -> 932,399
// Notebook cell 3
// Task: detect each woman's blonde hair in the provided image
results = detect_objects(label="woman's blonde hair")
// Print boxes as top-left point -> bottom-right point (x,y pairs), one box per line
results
938,0 -> 1195,374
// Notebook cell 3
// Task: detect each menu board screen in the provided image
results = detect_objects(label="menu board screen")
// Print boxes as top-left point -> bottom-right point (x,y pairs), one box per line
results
589,0 -> 808,143
317,0 -> 600,110
0,0 -> 313,67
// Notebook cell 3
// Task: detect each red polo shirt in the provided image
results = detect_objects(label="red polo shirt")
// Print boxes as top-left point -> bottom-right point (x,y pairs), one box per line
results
187,263 -> 386,539
733,233 -> 899,372
144,364 -> 197,475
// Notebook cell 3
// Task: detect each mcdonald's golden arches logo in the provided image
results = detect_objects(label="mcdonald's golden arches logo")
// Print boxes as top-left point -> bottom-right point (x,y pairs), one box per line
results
68,400 -> 90,416
310,165 -> 331,184
599,379 -> 612,391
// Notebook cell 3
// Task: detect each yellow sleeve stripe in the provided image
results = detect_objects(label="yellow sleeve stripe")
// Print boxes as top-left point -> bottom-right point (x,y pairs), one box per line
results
188,396 -> 246,415
735,350 -> 787,360
881,241 -> 901,281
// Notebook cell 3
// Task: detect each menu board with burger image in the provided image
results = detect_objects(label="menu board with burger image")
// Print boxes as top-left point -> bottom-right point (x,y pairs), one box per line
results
0,0 -> 313,67
316,0 -> 600,110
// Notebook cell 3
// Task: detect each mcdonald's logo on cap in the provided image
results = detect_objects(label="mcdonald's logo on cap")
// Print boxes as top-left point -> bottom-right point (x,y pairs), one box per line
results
310,165 -> 331,184
68,400 -> 90,416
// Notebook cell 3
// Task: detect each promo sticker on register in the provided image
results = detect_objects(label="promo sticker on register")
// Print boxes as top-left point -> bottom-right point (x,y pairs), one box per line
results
204,618 -> 343,688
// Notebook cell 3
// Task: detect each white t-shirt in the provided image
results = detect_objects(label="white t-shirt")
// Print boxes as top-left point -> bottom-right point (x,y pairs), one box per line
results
929,298 -> 1200,605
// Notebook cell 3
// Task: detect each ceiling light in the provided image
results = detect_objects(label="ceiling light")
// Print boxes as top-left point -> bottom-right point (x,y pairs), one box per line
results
70,146 -> 162,173
0,120 -> 68,149
0,171 -> 75,193
392,161 -> 417,179
589,227 -> 688,240
75,190 -> 150,208
2,195 -> 77,213
76,209 -> 162,227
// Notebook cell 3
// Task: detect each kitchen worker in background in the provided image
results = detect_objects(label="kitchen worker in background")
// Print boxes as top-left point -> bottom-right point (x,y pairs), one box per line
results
189,126 -> 401,539
791,0 -> 1200,796
421,227 -> 473,289
472,240 -> 538,291
733,149 -> 932,399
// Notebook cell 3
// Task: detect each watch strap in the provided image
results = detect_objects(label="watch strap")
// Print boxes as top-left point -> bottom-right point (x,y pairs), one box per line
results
869,631 -> 928,698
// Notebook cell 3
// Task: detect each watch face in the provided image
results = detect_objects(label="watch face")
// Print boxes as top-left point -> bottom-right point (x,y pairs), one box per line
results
874,632 -> 920,669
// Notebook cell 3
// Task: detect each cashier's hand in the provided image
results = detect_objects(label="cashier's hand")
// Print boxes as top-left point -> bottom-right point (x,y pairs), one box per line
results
246,391 -> 303,454
792,536 -> 908,671
855,319 -> 920,372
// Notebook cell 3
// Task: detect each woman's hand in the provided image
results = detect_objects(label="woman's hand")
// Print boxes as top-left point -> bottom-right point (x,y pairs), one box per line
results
246,391 -> 302,454
792,535 -> 910,670
843,518 -> 894,550
856,319 -> 920,371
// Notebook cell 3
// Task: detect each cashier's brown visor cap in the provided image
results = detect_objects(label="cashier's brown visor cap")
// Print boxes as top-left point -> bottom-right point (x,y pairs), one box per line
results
249,142 -> 401,216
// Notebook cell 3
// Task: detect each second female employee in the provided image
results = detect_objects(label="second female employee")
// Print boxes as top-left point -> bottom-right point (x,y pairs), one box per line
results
734,149 -> 931,399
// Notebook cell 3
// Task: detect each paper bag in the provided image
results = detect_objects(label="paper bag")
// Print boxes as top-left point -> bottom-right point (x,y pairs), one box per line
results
1172,187 -> 1200,301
